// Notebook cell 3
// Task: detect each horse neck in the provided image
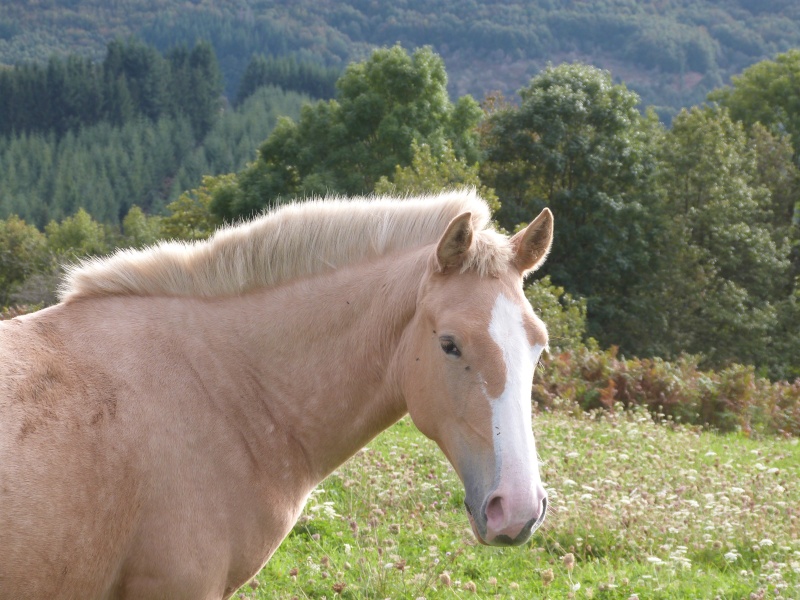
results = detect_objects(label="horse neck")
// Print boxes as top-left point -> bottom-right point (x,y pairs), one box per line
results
225,246 -> 427,484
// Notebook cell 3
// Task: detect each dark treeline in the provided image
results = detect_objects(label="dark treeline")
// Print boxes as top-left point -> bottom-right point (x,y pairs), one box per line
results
134,3 -> 773,116
0,38 -> 222,140
0,38 -> 316,227
5,1 -> 800,119
236,55 -> 340,105
139,12 -> 344,100
0,85 -> 308,228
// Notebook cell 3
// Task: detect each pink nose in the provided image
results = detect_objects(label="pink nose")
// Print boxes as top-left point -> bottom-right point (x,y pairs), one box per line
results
484,487 -> 547,545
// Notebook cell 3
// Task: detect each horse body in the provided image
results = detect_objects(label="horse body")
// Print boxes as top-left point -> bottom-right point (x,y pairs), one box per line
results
0,192 -> 552,599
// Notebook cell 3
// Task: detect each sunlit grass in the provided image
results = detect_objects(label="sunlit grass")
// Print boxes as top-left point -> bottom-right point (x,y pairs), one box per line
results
239,409 -> 800,599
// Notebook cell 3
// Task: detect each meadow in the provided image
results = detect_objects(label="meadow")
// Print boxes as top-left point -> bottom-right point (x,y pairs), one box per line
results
236,407 -> 800,599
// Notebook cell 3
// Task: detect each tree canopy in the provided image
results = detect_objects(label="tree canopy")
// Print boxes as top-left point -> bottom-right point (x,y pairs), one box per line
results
649,107 -> 794,372
481,64 -> 663,349
5,0 -> 800,119
211,46 -> 483,220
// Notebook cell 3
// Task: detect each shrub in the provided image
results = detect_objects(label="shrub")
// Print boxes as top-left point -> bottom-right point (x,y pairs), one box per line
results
533,346 -> 800,437
525,275 -> 588,354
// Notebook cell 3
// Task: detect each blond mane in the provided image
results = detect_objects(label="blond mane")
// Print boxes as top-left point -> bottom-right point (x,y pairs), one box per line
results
59,190 -> 513,302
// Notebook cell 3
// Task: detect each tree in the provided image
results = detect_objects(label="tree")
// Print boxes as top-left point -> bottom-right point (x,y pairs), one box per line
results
709,49 -> 800,161
524,275 -> 588,354
44,208 -> 110,258
236,54 -> 339,105
211,45 -> 483,220
103,38 -> 169,123
481,63 -> 663,350
710,54 -> 800,283
374,140 -> 499,213
122,205 -> 162,248
747,124 -> 800,286
0,215 -> 48,306
184,41 -> 224,139
161,175 -> 226,241
651,106 -> 793,372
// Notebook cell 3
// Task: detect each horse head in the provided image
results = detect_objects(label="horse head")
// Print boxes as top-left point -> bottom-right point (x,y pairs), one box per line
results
401,208 -> 553,546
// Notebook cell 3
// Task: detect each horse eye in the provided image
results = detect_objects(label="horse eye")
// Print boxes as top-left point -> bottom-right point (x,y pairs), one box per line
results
439,337 -> 461,358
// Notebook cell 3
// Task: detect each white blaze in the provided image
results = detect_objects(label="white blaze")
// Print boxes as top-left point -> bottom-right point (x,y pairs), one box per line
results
488,293 -> 544,498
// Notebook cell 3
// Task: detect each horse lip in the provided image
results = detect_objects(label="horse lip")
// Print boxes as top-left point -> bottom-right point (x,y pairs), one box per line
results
465,504 -> 489,546
532,496 -> 548,532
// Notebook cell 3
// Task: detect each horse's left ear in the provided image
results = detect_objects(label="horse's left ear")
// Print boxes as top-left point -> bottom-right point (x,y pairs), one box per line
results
436,212 -> 473,272
510,208 -> 553,275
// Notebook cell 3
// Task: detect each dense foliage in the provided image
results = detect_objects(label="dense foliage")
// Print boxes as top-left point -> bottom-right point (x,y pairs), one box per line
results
481,64 -> 663,352
0,39 -> 222,140
0,82 -> 308,228
529,277 -> 800,438
210,46 -> 483,219
236,54 -> 340,106
5,1 -> 800,118
535,347 -> 800,438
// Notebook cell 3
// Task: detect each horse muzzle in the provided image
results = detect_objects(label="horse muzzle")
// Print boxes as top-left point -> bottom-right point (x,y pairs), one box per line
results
465,485 -> 547,546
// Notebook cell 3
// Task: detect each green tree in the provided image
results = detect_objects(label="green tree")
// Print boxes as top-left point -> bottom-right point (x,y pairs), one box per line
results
710,49 -> 800,160
122,205 -> 162,248
481,63 -> 663,350
374,140 -> 499,212
0,215 -> 48,306
651,106 -> 793,372
161,175 -> 226,241
236,54 -> 339,105
103,38 -> 169,122
709,49 -> 800,254
747,124 -> 800,288
524,275 -> 588,354
211,45 -> 483,220
185,41 -> 223,139
44,208 -> 110,258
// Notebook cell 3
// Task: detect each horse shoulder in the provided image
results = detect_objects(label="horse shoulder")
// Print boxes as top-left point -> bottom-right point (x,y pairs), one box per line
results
0,310 -> 146,598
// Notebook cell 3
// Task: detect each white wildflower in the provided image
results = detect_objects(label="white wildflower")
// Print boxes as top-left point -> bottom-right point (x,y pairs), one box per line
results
724,551 -> 740,563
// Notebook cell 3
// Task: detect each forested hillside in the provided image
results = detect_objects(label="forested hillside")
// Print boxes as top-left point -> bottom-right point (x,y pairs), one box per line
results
0,39 -> 311,227
3,0 -> 800,118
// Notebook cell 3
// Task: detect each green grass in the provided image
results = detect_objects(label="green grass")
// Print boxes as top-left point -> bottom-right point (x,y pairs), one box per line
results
238,410 -> 800,599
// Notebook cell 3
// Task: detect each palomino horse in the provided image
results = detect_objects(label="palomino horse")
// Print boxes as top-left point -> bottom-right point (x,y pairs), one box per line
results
0,191 -> 553,599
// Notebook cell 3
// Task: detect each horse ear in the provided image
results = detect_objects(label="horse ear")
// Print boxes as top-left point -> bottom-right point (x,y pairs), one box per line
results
510,208 -> 553,275
436,212 -> 474,272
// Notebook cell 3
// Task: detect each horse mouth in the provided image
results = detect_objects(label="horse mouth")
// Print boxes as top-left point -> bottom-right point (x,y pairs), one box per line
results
464,501 -> 488,545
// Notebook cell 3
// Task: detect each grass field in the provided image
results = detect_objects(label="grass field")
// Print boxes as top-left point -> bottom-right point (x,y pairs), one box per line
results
237,409 -> 800,599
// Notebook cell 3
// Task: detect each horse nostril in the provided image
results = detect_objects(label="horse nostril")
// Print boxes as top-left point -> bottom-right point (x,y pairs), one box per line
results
485,494 -> 505,528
